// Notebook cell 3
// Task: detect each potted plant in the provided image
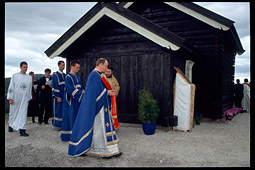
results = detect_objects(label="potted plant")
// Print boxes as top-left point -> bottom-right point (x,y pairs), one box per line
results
194,112 -> 203,125
138,89 -> 160,135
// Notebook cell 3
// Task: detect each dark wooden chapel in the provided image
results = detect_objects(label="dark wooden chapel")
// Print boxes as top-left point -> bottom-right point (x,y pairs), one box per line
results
45,2 -> 244,126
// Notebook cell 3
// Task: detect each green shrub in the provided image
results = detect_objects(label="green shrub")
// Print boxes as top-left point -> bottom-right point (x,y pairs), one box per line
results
138,89 -> 159,123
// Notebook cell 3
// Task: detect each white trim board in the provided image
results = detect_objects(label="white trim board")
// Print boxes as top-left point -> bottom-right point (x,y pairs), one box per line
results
122,2 -> 231,31
164,2 -> 230,31
49,6 -> 180,59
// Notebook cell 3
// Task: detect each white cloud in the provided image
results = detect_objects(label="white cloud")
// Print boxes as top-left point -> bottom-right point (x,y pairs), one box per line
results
235,36 -> 250,67
5,31 -> 66,78
5,2 -> 96,78
195,2 -> 250,38
5,2 -> 250,81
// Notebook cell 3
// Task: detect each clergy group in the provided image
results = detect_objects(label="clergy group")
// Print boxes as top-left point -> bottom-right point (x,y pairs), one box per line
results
7,58 -> 122,159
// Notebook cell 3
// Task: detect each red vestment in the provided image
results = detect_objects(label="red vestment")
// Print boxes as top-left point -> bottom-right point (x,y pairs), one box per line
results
101,77 -> 120,129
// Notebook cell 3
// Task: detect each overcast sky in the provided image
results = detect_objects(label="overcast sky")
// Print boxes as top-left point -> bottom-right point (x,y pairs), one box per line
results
4,2 -> 250,82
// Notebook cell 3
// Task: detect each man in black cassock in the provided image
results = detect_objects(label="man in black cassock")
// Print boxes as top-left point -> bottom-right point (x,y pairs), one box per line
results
233,79 -> 243,108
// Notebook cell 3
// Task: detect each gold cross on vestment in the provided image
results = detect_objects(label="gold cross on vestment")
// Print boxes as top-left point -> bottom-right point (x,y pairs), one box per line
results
105,108 -> 108,112
106,122 -> 109,127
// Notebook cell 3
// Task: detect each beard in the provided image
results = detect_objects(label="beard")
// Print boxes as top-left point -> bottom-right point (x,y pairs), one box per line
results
106,74 -> 112,78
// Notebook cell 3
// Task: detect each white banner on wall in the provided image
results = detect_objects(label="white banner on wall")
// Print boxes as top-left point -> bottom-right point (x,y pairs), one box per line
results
173,67 -> 195,132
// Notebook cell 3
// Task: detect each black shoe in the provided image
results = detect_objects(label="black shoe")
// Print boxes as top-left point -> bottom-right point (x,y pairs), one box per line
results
103,156 -> 112,159
38,121 -> 42,124
44,121 -> 49,124
20,130 -> 29,137
113,152 -> 122,158
103,152 -> 122,159
8,126 -> 13,132
79,153 -> 87,157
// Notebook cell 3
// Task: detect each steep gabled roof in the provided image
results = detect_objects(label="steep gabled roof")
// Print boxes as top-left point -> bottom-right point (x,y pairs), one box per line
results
45,2 -> 193,59
120,2 -> 245,55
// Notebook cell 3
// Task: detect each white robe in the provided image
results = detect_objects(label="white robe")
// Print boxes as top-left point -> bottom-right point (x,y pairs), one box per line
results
241,83 -> 250,112
86,106 -> 120,157
7,72 -> 32,130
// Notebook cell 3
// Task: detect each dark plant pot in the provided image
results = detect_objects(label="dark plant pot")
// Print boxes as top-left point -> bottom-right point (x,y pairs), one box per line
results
142,122 -> 156,135
168,115 -> 178,126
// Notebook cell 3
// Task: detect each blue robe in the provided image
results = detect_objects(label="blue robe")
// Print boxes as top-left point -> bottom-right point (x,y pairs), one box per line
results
52,71 -> 66,128
61,73 -> 84,141
68,70 -> 120,157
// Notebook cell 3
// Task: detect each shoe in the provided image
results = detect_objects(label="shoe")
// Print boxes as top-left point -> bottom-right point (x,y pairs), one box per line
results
55,127 -> 61,131
103,152 -> 122,159
113,152 -> 122,158
20,129 -> 29,137
44,121 -> 49,124
38,121 -> 42,124
79,153 -> 87,157
8,126 -> 13,132
103,156 -> 112,159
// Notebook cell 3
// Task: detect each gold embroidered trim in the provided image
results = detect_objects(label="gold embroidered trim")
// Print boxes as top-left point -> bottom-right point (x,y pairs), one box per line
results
69,126 -> 93,146
107,139 -> 119,146
106,131 -> 116,137
54,72 -> 60,85
61,130 -> 72,134
53,117 -> 62,121
72,89 -> 78,97
96,88 -> 106,102
52,88 -> 60,93
106,122 -> 110,127
66,74 -> 76,89
75,84 -> 81,88
78,92 -> 84,103
59,81 -> 65,85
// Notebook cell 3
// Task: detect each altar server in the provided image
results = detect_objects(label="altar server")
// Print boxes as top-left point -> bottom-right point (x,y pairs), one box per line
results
52,60 -> 66,130
7,61 -> 32,137
61,60 -> 84,141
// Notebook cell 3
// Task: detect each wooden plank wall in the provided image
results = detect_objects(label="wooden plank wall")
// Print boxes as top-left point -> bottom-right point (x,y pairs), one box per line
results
220,31 -> 236,114
128,3 -> 235,118
69,54 -> 176,124
64,17 -> 188,125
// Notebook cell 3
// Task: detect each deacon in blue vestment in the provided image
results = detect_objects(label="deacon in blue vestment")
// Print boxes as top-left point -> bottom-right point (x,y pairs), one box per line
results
61,61 -> 84,141
52,61 -> 66,130
68,58 -> 122,158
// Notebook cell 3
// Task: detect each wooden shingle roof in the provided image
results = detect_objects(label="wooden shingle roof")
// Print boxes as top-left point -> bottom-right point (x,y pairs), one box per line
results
45,2 -> 194,59
120,2 -> 245,55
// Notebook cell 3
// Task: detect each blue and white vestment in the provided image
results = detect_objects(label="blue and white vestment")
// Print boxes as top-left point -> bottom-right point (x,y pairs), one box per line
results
68,69 -> 120,157
52,70 -> 66,128
61,73 -> 84,141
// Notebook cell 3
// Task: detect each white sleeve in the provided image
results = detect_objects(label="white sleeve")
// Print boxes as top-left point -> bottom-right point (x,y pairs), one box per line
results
7,74 -> 15,100
28,77 -> 32,100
